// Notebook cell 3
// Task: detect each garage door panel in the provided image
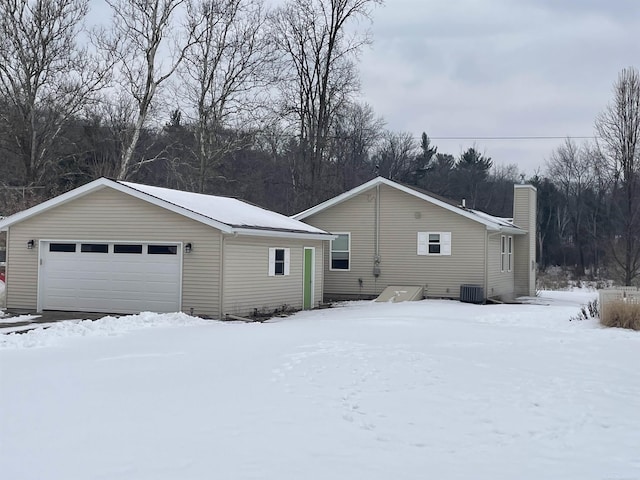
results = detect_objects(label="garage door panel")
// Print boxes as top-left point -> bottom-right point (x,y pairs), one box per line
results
41,242 -> 181,314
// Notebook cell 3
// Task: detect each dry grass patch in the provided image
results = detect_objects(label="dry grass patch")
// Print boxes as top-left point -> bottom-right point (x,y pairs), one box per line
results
601,300 -> 640,330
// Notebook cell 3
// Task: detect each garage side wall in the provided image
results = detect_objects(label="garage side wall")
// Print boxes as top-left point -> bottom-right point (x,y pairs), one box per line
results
221,236 -> 324,317
6,187 -> 221,316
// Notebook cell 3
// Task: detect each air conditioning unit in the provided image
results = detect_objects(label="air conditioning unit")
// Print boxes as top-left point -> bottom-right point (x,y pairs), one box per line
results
460,284 -> 484,304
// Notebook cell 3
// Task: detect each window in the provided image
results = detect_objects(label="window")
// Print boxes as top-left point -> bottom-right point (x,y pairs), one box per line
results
268,247 -> 290,276
330,233 -> 350,270
501,235 -> 513,272
114,244 -> 143,254
81,243 -> 108,253
49,243 -> 76,252
417,232 -> 451,256
148,245 -> 177,255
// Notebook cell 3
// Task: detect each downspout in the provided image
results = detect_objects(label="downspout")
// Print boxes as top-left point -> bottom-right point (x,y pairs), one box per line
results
375,184 -> 380,259
373,184 -> 381,287
3,227 -> 9,310
484,228 -> 488,299
218,232 -> 224,319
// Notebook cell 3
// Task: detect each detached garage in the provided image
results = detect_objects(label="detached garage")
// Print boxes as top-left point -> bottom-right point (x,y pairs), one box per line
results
0,178 -> 333,317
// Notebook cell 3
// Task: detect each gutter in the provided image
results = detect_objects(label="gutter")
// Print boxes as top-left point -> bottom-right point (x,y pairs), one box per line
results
219,232 -> 224,319
232,228 -> 336,241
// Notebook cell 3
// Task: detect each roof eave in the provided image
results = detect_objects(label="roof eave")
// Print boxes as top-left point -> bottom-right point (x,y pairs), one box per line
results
501,226 -> 527,235
232,227 -> 336,241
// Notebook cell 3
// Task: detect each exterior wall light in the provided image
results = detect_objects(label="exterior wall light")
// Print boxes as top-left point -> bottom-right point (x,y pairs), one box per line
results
184,243 -> 192,254
27,239 -> 35,249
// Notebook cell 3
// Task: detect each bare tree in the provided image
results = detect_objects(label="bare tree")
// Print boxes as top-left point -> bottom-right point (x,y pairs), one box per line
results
373,131 -> 417,181
596,67 -> 640,284
0,0 -> 107,191
546,138 -> 597,275
179,0 -> 273,192
331,102 -> 384,190
98,0 -> 194,180
272,0 -> 383,207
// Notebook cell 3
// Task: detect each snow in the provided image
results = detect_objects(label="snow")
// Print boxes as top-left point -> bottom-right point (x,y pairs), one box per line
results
119,181 -> 328,234
1,290 -> 639,480
468,208 -> 519,229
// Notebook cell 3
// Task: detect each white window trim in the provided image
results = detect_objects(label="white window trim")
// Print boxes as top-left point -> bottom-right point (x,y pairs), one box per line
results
417,232 -> 451,256
507,236 -> 513,272
268,247 -> 290,276
501,235 -> 506,272
329,232 -> 351,271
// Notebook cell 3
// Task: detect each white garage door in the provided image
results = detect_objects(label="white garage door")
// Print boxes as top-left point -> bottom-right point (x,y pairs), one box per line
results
40,241 -> 182,314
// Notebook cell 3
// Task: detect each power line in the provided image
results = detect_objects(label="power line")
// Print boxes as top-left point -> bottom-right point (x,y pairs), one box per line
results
428,136 -> 599,140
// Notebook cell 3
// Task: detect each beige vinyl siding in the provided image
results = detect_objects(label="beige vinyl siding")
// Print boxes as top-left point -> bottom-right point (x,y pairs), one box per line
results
376,185 -> 486,298
305,184 -> 487,298
6,187 -> 221,316
486,234 -> 515,299
304,188 -> 377,297
513,185 -> 537,296
221,236 -> 323,317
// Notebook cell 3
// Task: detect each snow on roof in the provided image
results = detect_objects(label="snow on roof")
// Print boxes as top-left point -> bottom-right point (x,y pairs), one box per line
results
467,209 -> 517,229
119,181 -> 329,236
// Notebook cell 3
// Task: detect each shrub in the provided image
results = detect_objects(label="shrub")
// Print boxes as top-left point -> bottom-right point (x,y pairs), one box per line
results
600,300 -> 640,330
570,299 -> 599,322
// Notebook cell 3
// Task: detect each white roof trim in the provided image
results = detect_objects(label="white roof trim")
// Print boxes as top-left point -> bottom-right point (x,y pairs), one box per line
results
232,228 -> 337,241
0,178 -> 235,233
293,176 -> 525,233
0,178 -> 334,239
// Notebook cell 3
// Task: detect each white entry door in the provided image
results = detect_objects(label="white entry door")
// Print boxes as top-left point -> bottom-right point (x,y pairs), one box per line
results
39,241 -> 182,313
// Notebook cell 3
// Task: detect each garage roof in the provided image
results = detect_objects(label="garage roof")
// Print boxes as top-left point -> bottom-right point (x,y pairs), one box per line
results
0,178 -> 333,240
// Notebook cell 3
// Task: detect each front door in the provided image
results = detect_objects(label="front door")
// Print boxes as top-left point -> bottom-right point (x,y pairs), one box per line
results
303,247 -> 314,309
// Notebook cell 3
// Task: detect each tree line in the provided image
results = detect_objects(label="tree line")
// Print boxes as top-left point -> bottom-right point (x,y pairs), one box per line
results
0,1 -> 638,284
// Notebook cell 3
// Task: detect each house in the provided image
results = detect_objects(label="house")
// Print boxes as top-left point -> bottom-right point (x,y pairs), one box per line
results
0,178 -> 333,317
293,177 -> 536,302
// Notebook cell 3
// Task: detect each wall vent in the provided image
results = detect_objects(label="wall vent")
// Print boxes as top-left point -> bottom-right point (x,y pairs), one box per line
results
460,284 -> 484,304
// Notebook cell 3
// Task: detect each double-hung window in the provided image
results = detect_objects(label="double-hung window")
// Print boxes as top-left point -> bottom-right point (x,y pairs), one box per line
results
417,232 -> 451,256
268,247 -> 290,276
330,233 -> 350,270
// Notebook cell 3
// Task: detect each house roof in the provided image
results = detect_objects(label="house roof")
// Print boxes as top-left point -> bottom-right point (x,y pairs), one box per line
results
292,176 -> 526,234
0,178 -> 333,240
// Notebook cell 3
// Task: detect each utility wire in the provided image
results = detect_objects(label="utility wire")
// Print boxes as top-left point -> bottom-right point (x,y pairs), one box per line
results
428,136 -> 599,140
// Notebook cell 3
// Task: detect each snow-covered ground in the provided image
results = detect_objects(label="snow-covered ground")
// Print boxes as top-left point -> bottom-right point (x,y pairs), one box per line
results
1,291 -> 639,480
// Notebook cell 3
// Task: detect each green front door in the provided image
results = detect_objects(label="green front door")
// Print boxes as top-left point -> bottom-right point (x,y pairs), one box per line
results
303,247 -> 314,309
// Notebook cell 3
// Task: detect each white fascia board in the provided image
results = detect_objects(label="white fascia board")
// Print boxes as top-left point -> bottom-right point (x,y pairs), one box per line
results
0,177 -> 235,234
293,176 -> 503,230
292,177 -> 382,220
0,178 -> 112,230
501,226 -> 527,235
232,228 -> 336,241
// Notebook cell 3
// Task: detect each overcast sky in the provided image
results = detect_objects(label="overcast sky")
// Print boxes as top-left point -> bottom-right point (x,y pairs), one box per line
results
358,0 -> 640,174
